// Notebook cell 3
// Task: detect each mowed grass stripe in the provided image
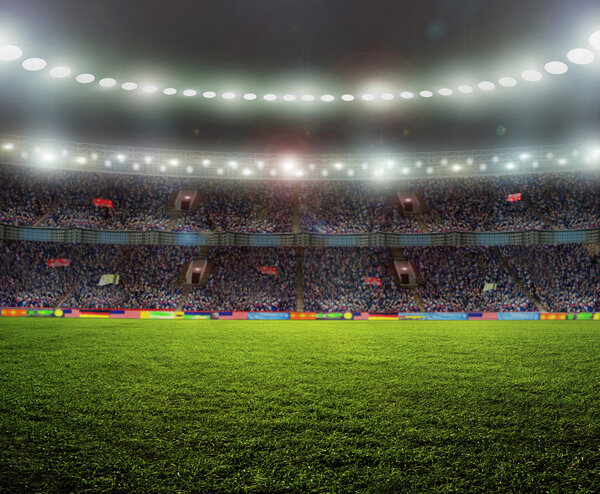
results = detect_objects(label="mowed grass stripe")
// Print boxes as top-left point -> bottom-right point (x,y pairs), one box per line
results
0,320 -> 599,492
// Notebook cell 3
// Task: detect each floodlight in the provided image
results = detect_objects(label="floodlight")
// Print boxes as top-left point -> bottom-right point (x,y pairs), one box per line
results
202,159 -> 211,166
203,91 -> 217,98
558,158 -> 567,165
361,93 -> 375,101
400,91 -> 414,99
438,88 -> 453,96
222,92 -> 236,100
243,93 -> 257,100
132,163 -> 140,170
466,158 -> 474,165
242,167 -> 252,176
116,154 -> 126,163
228,160 -> 238,169
426,167 -> 434,174
401,167 -> 410,174
22,58 -> 46,71
321,94 -> 335,102
256,160 -> 265,168
264,94 -> 277,101
142,85 -> 158,93
49,66 -> 71,78
521,69 -> 542,82
163,88 -> 177,95
301,94 -> 315,101
333,162 -> 344,170
76,73 -> 95,84
341,94 -> 354,101
498,77 -> 518,87
159,165 -> 166,172
380,92 -> 394,100
492,156 -> 499,163
420,90 -> 433,98
440,158 -> 448,165
183,89 -> 197,96
322,169 -> 329,176
451,164 -> 462,171
544,61 -> 568,75
415,161 -> 422,168
478,81 -> 495,91
104,160 -> 111,167
270,169 -> 277,176
532,161 -> 539,168
361,163 -> 369,169
520,153 -> 530,160
295,169 -> 304,177
186,166 -> 193,173
506,162 -> 516,170
282,94 -> 296,101
169,159 -> 179,166
99,78 -> 117,88
121,82 -> 138,90
144,156 -> 153,164
590,31 -> 600,50
91,153 -> 98,160
75,156 -> 87,164
479,163 -> 487,171
348,169 -> 355,176
458,85 -> 473,94
42,152 -> 55,162
217,168 -> 224,175
0,45 -> 22,61
308,163 -> 315,170
2,143 -> 14,150
567,48 -> 595,64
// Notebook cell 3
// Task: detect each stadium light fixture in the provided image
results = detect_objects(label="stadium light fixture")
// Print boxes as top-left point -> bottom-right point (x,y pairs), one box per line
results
520,153 -> 530,160
521,69 -> 542,82
217,168 -> 224,175
590,31 -> 600,50
222,92 -> 236,100
381,92 -> 395,100
228,160 -> 238,169
264,94 -> 277,101
142,84 -> 158,93
121,82 -> 138,90
479,163 -> 487,171
532,161 -> 539,168
348,169 -> 355,176
203,91 -> 217,99
334,162 -> 344,170
466,158 -> 474,165
567,48 -> 595,65
438,88 -> 453,96
308,163 -> 316,171
458,85 -> 474,94
415,160 -> 422,168
478,81 -> 495,91
440,158 -> 448,165
420,90 -> 433,98
186,166 -> 193,173
498,77 -> 518,87
99,78 -> 117,88
492,155 -> 499,163
400,91 -> 414,99
546,152 -> 554,159
506,162 -> 516,170
91,153 -> 98,160
169,159 -> 179,166
544,61 -> 568,75
49,66 -> 71,78
2,143 -> 14,150
104,160 -> 112,167
321,94 -> 335,102
322,169 -> 329,176
295,169 -> 304,177
256,160 -> 265,169
451,164 -> 462,172
144,156 -> 153,164
401,167 -> 410,175
361,162 -> 369,170
75,156 -> 87,164
22,57 -> 46,71
341,94 -> 355,101
283,94 -> 296,102
163,88 -> 177,95
202,159 -> 211,166
270,169 -> 277,176
0,44 -> 23,61
76,73 -> 95,84
558,158 -> 568,165
301,94 -> 315,102
426,167 -> 434,174
182,89 -> 197,96
116,154 -> 126,163
243,93 -> 257,100
42,152 -> 55,162
242,167 -> 252,176
159,165 -> 166,172
361,93 -> 375,101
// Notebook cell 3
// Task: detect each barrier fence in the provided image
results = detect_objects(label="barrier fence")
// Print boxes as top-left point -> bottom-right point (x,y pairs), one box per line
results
1,223 -> 599,247
1,308 -> 599,320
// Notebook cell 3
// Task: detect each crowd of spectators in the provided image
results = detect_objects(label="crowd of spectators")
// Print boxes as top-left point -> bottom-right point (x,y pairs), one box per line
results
501,244 -> 600,312
303,248 -> 419,312
184,247 -> 296,311
405,247 -> 537,312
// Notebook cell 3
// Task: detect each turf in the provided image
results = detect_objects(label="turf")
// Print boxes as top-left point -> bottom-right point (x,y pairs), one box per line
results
0,319 -> 599,493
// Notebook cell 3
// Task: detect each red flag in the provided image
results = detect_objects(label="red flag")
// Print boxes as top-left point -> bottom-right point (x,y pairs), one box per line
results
93,198 -> 114,208
258,266 -> 278,275
507,193 -> 522,202
48,258 -> 71,267
364,277 -> 382,286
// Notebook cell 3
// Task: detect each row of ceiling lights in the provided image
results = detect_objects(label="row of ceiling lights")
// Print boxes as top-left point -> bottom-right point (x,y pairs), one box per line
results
0,32 -> 599,104
3,141 -> 598,178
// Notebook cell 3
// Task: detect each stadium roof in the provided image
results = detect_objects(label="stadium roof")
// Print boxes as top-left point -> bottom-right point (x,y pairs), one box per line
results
0,0 -> 599,152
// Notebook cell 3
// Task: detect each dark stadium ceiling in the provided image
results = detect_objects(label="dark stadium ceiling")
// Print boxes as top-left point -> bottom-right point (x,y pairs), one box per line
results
0,0 -> 600,155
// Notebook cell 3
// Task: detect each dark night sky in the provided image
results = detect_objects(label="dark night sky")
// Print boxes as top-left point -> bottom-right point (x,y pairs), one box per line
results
0,0 -> 599,153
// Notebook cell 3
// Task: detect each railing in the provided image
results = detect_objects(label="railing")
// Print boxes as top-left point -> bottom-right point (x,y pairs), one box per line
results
1,223 -> 598,247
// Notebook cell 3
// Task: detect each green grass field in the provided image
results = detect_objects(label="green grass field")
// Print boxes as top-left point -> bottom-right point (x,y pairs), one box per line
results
1,319 -> 599,493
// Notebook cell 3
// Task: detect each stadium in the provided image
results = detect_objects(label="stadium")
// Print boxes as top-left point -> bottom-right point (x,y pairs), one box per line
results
1,1 -> 599,492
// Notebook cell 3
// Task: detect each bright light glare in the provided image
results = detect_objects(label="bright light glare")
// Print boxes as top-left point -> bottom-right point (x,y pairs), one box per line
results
203,91 -> 217,99
49,66 -> 71,78
451,164 -> 462,172
76,157 -> 87,164
76,73 -> 95,84
22,58 -> 47,71
169,159 -> 179,166
132,163 -> 140,171
321,94 -> 335,102
282,94 -> 296,102
458,85 -> 473,94
144,156 -> 153,164
498,77 -> 518,87
186,166 -> 193,173
242,167 -> 251,176
0,45 -> 23,62
2,143 -> 14,150
590,31 -> 600,50
142,85 -> 158,93
380,92 -> 394,100
480,163 -> 487,171
334,162 -> 344,170
243,93 -> 257,100
567,48 -> 595,65
163,88 -> 177,95
361,93 -> 375,101
122,82 -> 138,90
222,92 -> 236,100
420,90 -> 433,98
341,94 -> 355,101
264,94 -> 277,101
506,162 -> 516,170
159,165 -> 166,172
400,91 -> 414,99
478,81 -> 495,91
183,89 -> 197,96
521,69 -> 542,82
301,94 -> 315,102
544,61 -> 568,75
99,78 -> 117,88
202,159 -> 211,166
438,88 -> 453,96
